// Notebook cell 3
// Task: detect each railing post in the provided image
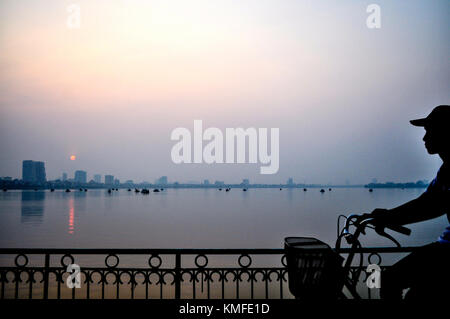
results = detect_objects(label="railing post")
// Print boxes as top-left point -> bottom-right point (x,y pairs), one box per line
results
43,253 -> 50,300
175,253 -> 181,299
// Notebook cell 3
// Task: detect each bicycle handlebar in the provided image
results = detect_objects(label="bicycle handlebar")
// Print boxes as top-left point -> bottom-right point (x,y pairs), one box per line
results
340,214 -> 411,248
384,223 -> 412,236
344,214 -> 411,236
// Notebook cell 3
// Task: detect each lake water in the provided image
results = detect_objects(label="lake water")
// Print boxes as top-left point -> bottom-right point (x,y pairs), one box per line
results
0,188 -> 447,249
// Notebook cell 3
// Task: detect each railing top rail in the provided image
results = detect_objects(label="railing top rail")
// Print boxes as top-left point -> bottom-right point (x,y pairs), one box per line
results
0,247 -> 418,254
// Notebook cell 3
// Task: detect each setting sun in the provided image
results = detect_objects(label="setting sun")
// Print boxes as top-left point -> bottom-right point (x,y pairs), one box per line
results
70,155 -> 76,161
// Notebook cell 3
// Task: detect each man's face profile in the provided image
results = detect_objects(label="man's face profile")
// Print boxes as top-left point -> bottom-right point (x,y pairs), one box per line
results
423,126 -> 448,155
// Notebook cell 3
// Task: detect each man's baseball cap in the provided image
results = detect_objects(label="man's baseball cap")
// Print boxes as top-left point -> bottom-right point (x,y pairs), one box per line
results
410,105 -> 450,128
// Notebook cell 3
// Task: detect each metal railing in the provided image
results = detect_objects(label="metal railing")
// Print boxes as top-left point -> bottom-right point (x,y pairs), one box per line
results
0,247 -> 416,300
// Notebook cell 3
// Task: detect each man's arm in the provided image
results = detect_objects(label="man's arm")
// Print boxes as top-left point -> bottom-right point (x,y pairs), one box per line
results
372,191 -> 446,226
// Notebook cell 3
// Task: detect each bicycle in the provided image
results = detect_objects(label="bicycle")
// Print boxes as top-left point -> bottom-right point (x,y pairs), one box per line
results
284,213 -> 411,299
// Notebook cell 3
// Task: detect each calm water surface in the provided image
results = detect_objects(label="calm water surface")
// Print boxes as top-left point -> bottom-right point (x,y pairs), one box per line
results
0,188 -> 447,249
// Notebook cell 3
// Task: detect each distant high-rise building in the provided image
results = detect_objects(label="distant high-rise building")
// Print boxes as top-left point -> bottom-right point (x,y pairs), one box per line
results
214,181 -> 225,186
114,179 -> 120,185
74,170 -> 87,183
155,176 -> 168,185
35,162 -> 46,183
287,178 -> 294,185
62,172 -> 68,181
93,174 -> 102,183
22,160 -> 46,183
203,179 -> 210,185
105,175 -> 114,185
242,179 -> 250,185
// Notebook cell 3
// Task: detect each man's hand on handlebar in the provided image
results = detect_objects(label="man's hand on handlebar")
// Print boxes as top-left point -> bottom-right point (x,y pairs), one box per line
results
357,208 -> 392,228
365,209 -> 412,237
370,208 -> 390,219
348,209 -> 389,230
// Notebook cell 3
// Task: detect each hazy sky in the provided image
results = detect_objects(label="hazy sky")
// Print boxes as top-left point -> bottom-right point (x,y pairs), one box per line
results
0,0 -> 449,184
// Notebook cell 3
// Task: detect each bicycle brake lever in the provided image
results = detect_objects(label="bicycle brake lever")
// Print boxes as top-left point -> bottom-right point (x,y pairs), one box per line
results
360,226 -> 366,235
353,215 -> 367,235
375,225 -> 401,248
344,233 -> 354,245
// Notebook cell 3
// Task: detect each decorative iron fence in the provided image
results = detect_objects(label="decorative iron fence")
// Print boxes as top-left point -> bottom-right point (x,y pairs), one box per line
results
0,247 -> 415,300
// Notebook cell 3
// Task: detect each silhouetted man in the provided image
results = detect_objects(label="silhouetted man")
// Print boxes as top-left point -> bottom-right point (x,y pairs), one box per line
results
370,105 -> 450,300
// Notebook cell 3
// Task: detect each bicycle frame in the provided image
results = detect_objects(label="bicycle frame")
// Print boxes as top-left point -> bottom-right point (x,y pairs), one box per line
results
336,221 -> 365,299
334,214 -> 410,299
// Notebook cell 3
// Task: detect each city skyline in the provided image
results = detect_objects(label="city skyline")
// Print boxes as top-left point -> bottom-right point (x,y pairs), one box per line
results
0,159 -> 430,186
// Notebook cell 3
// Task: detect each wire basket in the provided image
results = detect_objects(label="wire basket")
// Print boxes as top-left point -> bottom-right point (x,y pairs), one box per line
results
284,237 -> 344,299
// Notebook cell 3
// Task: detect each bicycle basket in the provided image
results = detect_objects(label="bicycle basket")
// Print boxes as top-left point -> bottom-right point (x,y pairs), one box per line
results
284,237 -> 344,299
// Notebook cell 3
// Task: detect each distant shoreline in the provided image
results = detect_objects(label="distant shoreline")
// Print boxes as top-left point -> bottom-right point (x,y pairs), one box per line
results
364,181 -> 428,189
0,180 -> 428,190
1,183 -> 364,190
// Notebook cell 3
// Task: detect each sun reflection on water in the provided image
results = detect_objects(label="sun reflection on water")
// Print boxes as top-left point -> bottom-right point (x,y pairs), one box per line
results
68,198 -> 75,234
